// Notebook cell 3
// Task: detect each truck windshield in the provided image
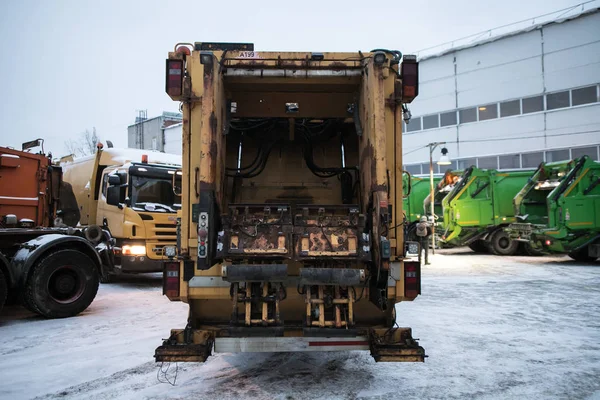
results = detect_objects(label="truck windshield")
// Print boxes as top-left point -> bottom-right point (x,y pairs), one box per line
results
130,175 -> 181,213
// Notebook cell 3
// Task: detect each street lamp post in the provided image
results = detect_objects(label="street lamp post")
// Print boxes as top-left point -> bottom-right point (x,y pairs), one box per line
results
426,142 -> 451,255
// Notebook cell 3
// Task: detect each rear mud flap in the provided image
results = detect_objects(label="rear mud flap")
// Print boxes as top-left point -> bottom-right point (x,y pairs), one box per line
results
369,328 -> 426,362
154,343 -> 213,363
154,329 -> 214,363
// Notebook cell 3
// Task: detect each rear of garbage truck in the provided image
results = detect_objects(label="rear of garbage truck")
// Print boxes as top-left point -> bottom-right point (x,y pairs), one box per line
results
155,43 -> 426,363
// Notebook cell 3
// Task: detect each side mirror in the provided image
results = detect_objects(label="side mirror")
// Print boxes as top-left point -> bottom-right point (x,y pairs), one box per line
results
107,186 -> 121,207
108,175 -> 120,186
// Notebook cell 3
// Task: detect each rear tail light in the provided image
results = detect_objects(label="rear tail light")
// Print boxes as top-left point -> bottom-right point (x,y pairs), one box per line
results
165,59 -> 184,97
404,261 -> 421,299
164,261 -> 180,300
400,55 -> 419,104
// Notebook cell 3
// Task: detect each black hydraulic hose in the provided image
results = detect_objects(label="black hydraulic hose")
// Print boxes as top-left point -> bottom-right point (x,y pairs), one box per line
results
552,156 -> 587,202
446,166 -> 473,203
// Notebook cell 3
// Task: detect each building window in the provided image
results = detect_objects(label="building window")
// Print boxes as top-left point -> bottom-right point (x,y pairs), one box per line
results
522,96 -> 544,114
457,158 -> 477,170
572,146 -> 598,161
499,154 -> 520,169
459,108 -> 477,124
406,117 -> 422,132
546,149 -> 569,162
423,114 -> 440,130
571,86 -> 597,106
405,165 -> 422,175
438,161 -> 457,173
478,156 -> 498,169
500,100 -> 520,117
440,111 -> 457,127
546,91 -> 570,110
478,104 -> 498,121
522,152 -> 544,168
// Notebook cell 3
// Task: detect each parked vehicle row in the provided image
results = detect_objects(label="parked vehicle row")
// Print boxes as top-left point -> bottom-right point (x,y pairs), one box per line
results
404,156 -> 600,261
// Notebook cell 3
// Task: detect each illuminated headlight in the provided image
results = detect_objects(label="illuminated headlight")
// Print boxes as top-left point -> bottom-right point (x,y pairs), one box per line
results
406,242 -> 420,256
164,246 -> 177,258
122,245 -> 146,256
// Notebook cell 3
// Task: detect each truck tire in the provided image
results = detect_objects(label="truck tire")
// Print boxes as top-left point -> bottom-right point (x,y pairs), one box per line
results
568,247 -> 598,262
24,249 -> 100,318
468,240 -> 489,253
489,229 -> 519,256
0,270 -> 7,315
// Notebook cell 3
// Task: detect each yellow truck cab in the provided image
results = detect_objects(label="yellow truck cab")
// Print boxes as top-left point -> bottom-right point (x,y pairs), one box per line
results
61,147 -> 181,279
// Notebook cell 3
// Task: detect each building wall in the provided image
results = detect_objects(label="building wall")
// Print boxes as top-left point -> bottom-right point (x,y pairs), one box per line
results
127,113 -> 182,152
404,10 -> 600,174
163,123 -> 182,155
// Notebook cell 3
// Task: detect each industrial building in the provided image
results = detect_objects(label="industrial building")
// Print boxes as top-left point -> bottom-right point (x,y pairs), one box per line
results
403,6 -> 600,175
127,111 -> 182,151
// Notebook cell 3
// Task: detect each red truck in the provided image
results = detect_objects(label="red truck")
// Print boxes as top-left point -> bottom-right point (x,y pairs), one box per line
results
0,140 -> 114,317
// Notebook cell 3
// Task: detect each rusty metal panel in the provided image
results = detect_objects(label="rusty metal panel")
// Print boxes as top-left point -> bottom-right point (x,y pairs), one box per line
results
293,205 -> 368,261
218,204 -> 293,259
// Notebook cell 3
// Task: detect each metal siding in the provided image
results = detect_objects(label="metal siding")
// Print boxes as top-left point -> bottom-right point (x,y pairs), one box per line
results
457,57 -> 543,107
457,114 -> 545,157
545,105 -> 600,148
544,40 -> 600,92
411,77 -> 456,116
542,12 -> 600,54
455,30 -> 542,74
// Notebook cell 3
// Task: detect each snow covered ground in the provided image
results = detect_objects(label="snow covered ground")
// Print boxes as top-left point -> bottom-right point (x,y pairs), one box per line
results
1,250 -> 599,400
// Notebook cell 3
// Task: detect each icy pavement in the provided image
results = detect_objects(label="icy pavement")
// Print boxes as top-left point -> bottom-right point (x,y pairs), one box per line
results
1,251 -> 599,400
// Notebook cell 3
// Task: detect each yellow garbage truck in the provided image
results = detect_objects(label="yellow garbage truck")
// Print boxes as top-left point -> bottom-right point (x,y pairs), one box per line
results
61,147 -> 181,281
156,42 -> 425,363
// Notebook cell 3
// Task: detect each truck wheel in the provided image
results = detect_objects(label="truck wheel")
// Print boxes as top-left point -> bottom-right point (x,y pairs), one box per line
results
568,248 -> 598,262
468,240 -> 489,253
490,230 -> 519,256
24,249 -> 100,318
0,270 -> 7,314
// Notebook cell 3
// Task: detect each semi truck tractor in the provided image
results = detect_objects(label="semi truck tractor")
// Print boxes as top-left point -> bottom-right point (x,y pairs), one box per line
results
440,167 -> 533,255
154,42 -> 425,363
0,142 -> 114,317
60,147 -> 182,280
510,156 -> 600,261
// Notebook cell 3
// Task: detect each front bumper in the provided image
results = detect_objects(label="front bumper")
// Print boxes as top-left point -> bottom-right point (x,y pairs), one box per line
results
117,255 -> 164,273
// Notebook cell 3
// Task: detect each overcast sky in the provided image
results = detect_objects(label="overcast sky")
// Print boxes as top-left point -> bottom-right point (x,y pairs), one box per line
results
0,0 -> 586,156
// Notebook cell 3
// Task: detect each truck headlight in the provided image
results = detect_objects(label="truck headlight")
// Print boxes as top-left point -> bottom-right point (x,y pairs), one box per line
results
122,245 -> 146,256
164,246 -> 177,258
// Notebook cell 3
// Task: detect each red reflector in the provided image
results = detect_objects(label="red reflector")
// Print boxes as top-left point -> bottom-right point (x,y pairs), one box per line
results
404,86 -> 416,97
166,59 -> 184,97
164,262 -> 180,299
404,261 -> 420,299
